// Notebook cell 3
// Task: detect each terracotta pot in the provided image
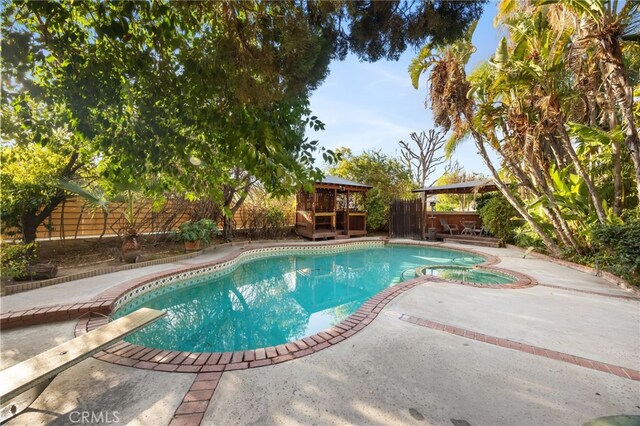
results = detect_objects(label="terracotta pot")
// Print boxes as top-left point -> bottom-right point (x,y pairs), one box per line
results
184,240 -> 202,251
122,250 -> 141,263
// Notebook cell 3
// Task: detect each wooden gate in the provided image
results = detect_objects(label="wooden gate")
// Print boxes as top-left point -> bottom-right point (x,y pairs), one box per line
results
389,198 -> 424,239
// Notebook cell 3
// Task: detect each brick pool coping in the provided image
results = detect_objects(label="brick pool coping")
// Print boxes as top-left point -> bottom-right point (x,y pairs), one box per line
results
0,240 -> 524,331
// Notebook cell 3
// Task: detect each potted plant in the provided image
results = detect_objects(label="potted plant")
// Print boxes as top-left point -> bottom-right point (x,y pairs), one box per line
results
174,219 -> 219,251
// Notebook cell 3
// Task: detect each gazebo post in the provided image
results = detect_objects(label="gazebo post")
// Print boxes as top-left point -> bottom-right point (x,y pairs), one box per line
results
362,191 -> 366,234
333,187 -> 337,232
312,187 -> 317,238
346,189 -> 350,236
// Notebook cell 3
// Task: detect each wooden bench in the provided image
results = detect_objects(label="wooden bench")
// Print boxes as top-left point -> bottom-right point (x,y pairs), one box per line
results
0,307 -> 165,421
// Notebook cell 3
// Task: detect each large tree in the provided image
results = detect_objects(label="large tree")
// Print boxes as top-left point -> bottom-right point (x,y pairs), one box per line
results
1,1 -> 485,242
410,1 -> 639,256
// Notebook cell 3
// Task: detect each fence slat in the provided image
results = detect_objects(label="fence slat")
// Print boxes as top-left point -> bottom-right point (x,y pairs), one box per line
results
389,198 -> 423,239
4,197 -> 296,241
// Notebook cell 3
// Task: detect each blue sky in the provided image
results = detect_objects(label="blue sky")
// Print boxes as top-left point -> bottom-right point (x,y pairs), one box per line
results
307,2 -> 501,183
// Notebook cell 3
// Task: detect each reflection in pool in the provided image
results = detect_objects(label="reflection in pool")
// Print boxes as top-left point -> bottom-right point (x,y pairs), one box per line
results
113,245 -> 485,352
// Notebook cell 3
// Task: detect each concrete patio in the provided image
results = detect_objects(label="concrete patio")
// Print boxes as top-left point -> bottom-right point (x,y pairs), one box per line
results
1,240 -> 639,425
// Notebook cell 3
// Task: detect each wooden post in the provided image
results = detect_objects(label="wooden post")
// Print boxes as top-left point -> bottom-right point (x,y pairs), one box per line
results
363,191 -> 367,235
333,188 -> 337,232
312,188 -> 317,237
346,190 -> 350,235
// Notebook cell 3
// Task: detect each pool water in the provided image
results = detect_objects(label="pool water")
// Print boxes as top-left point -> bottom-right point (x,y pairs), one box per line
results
415,265 -> 515,285
114,245 -> 485,352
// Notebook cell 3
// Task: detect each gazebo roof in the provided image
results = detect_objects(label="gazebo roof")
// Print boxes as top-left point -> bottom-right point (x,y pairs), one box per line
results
412,179 -> 497,195
317,175 -> 372,189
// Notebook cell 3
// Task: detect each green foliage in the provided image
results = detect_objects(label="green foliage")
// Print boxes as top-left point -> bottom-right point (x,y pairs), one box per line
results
434,162 -> 485,211
265,207 -> 289,239
0,97 -> 93,242
345,1 -> 484,62
326,148 -> 415,231
1,1 -> 483,246
512,225 -> 546,252
477,193 -> 521,243
173,219 -> 219,245
591,217 -> 640,287
0,241 -> 37,279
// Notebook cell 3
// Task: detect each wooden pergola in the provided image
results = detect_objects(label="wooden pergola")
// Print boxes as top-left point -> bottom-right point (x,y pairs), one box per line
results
412,179 -> 498,197
296,176 -> 372,241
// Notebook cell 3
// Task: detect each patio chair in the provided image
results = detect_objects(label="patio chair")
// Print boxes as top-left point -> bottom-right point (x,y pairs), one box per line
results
473,226 -> 485,236
439,218 -> 459,235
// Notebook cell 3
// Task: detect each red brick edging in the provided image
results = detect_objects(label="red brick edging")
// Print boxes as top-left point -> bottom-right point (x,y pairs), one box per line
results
0,301 -> 111,329
79,277 -> 428,373
169,372 -> 222,425
399,314 -> 640,381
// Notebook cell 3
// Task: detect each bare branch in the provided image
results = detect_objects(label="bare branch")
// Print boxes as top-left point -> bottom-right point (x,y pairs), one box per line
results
398,129 -> 446,187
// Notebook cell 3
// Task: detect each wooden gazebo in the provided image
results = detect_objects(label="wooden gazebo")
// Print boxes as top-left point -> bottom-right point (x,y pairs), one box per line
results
296,176 -> 372,241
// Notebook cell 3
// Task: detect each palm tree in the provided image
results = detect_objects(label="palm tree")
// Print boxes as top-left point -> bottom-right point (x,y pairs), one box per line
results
409,21 -> 564,255
535,0 -> 640,197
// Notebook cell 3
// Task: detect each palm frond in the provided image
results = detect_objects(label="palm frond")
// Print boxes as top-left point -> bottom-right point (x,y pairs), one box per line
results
57,179 -> 109,212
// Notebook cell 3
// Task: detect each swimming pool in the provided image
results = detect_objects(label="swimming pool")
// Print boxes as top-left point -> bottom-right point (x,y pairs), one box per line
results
113,244 -> 486,352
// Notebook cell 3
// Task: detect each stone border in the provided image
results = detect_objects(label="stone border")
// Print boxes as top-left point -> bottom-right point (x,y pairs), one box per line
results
2,251 -> 204,296
170,372 -> 222,425
0,301 -> 111,330
399,314 -> 640,381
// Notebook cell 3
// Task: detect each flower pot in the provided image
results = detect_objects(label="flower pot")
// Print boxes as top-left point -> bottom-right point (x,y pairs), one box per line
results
123,250 -> 141,263
184,240 -> 202,251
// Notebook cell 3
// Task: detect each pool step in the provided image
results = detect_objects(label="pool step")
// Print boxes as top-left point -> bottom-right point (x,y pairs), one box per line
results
443,237 -> 501,248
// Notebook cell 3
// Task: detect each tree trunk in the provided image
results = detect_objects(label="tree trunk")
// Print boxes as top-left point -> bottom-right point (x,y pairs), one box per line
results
20,193 -> 66,244
602,73 -> 623,216
600,47 -> 640,199
222,215 -> 233,242
556,124 -> 607,224
502,152 -> 581,252
469,128 -> 562,256
21,214 -> 40,245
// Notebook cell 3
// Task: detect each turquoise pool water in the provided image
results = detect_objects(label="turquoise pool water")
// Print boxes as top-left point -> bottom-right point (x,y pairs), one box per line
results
114,245 -> 485,352
415,265 -> 515,284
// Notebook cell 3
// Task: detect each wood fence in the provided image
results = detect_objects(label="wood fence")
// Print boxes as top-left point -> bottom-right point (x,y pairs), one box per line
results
389,198 -> 424,239
3,197 -> 296,241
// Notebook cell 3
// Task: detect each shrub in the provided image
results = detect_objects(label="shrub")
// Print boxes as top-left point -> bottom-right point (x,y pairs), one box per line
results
265,207 -> 288,239
512,225 -> 546,252
365,191 -> 388,232
477,194 -> 521,243
591,218 -> 640,287
0,241 -> 38,279
173,219 -> 219,244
